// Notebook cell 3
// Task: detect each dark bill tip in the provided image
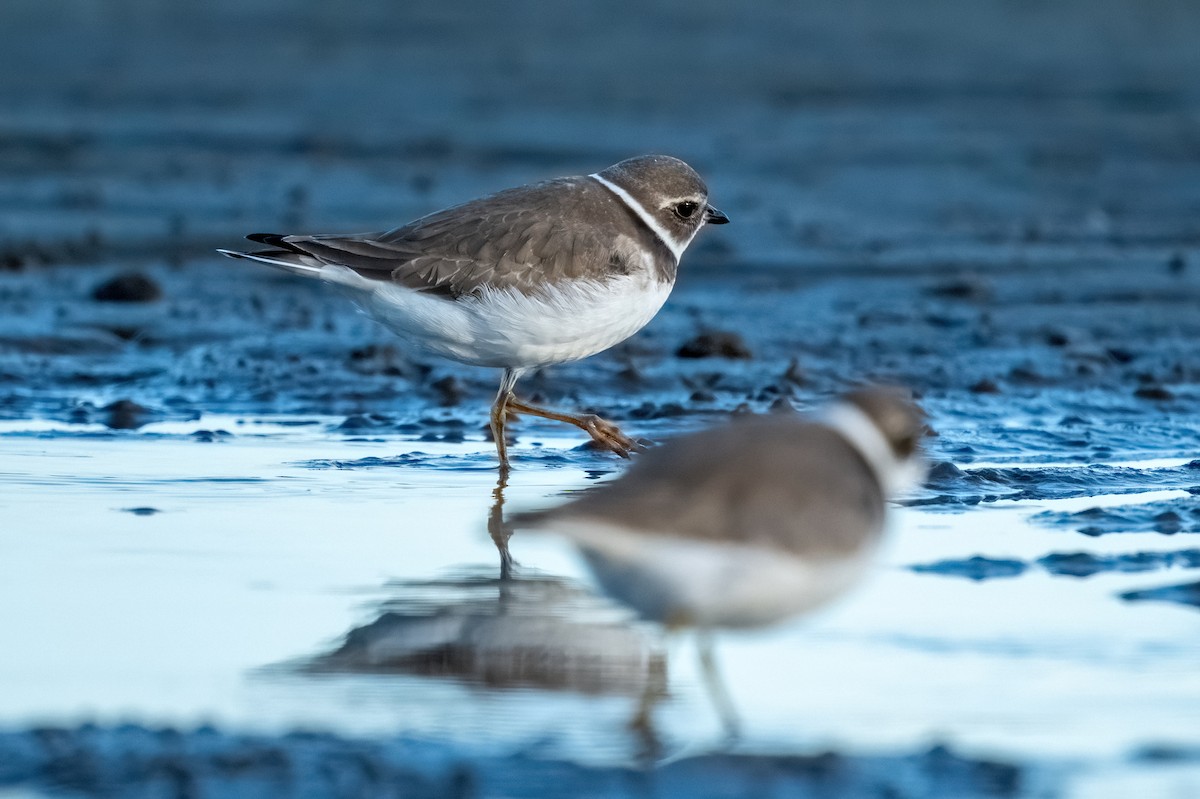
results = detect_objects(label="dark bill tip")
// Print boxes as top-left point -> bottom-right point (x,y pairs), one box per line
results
704,205 -> 730,224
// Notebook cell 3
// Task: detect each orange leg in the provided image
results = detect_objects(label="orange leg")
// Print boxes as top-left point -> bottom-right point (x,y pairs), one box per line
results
505,395 -> 644,458
489,369 -> 521,474
490,368 -> 645,468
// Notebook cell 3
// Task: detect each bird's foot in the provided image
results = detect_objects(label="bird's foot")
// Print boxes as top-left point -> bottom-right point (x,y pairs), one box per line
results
579,415 -> 645,458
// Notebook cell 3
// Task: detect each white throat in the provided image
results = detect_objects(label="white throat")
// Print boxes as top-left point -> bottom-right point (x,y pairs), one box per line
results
821,402 -> 920,497
589,173 -> 692,262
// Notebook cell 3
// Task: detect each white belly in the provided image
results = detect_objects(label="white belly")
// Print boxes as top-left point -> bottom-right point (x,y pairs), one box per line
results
554,520 -> 877,629
353,271 -> 674,369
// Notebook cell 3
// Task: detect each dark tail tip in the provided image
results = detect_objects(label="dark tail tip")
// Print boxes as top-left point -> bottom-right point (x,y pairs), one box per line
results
246,233 -> 309,255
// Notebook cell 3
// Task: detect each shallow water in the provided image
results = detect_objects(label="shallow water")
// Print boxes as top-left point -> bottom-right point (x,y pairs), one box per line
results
3,415 -> 1199,795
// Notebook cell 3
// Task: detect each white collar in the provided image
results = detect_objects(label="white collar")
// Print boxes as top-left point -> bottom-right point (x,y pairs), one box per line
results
589,173 -> 693,262
821,401 -> 921,496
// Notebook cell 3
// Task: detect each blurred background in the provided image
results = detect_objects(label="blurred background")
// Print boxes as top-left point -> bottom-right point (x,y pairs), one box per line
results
6,0 -> 1200,271
3,2 -> 1200,797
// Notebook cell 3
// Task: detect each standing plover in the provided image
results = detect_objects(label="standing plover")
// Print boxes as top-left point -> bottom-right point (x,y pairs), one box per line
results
515,388 -> 926,735
219,155 -> 728,470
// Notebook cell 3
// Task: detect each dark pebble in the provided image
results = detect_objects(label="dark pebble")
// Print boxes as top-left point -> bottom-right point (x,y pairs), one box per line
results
91,273 -> 162,303
105,326 -> 142,341
337,414 -> 394,432
676,330 -> 753,359
1134,385 -> 1174,401
969,378 -> 1000,394
1042,328 -> 1070,346
924,313 -> 969,329
123,507 -> 161,516
346,344 -> 424,378
925,461 -> 966,483
629,402 -> 687,419
1152,511 -> 1183,534
1008,366 -> 1050,385
431,375 -> 466,406
418,416 -> 466,428
924,278 -> 990,300
102,399 -> 151,430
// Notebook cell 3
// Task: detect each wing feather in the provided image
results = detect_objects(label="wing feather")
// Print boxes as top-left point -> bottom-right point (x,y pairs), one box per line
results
278,179 -> 616,298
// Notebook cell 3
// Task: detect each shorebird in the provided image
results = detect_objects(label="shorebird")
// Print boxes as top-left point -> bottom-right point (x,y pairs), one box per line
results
219,155 -> 728,470
515,387 -> 927,736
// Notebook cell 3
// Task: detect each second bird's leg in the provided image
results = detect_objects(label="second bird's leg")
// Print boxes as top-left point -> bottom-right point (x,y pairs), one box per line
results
697,630 -> 741,743
504,395 -> 644,458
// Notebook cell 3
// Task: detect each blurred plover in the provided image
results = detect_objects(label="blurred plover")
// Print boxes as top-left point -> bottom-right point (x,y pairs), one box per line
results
219,155 -> 728,470
515,387 -> 927,734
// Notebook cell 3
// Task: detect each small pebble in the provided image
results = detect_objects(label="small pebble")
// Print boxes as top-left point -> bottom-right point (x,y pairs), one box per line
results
1134,385 -> 1174,401
103,399 -> 151,430
92,273 -> 162,303
676,330 -> 752,360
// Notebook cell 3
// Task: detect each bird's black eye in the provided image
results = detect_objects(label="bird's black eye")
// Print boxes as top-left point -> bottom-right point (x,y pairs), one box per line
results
674,201 -> 699,219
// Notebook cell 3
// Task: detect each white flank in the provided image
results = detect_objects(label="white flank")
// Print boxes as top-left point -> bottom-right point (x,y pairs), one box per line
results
343,267 -> 674,369
589,173 -> 690,262
551,519 -> 872,628
821,401 -> 921,496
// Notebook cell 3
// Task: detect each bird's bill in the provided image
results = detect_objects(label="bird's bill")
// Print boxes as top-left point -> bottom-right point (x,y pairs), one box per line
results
704,205 -> 730,224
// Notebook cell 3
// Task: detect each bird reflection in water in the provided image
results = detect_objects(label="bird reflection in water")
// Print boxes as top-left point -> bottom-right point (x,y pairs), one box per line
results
489,470 -> 514,579
305,473 -> 664,702
307,570 -> 665,698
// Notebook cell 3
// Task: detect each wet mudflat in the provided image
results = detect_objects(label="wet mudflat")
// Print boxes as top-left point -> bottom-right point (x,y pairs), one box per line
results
3,264 -> 1200,797
4,0 -> 1200,796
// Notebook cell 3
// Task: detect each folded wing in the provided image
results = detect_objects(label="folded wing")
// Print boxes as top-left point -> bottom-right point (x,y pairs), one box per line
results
223,179 -> 613,298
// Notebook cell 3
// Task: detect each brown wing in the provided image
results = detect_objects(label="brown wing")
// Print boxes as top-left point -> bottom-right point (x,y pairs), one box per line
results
515,418 -> 887,558
240,178 -> 628,298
